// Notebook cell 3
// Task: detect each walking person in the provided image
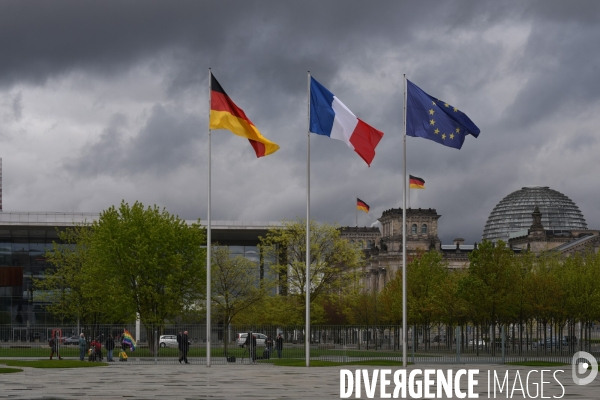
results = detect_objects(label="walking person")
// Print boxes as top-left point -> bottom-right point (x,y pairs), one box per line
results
105,334 -> 115,362
275,333 -> 284,359
78,333 -> 87,361
49,332 -> 62,360
243,331 -> 255,363
177,331 -> 183,363
251,334 -> 257,362
180,331 -> 190,364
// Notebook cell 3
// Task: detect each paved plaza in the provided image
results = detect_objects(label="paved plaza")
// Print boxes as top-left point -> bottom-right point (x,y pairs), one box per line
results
1,362 -> 599,399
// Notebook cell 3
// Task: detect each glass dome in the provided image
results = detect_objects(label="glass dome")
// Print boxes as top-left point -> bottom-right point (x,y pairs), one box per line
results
482,186 -> 587,242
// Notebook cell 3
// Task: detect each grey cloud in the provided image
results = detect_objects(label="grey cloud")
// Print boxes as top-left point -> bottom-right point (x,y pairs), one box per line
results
3,0 -> 600,246
11,92 -> 22,121
66,105 -> 202,177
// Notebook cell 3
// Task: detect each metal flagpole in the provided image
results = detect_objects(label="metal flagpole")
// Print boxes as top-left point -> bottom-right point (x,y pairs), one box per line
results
402,74 -> 408,368
206,68 -> 212,367
306,71 -> 311,367
356,198 -> 358,227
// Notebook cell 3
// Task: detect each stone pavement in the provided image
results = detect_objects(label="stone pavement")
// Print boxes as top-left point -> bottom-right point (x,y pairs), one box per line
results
0,362 -> 599,399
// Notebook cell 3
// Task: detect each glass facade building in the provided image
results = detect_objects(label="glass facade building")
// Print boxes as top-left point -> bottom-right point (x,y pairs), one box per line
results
482,186 -> 588,242
0,212 -> 281,337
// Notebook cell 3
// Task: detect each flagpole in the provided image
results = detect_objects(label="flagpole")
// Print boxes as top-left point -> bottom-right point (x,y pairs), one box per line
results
206,68 -> 212,368
356,198 -> 358,227
402,74 -> 408,368
306,71 -> 311,368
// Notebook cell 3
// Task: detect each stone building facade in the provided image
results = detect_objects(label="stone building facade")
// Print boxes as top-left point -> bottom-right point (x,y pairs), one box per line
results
341,208 -> 476,291
344,204 -> 600,293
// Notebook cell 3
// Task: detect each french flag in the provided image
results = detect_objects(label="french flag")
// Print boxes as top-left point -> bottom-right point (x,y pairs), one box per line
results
309,77 -> 384,166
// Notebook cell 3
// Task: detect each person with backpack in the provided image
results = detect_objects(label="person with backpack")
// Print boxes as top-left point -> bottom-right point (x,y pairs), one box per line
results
49,333 -> 62,360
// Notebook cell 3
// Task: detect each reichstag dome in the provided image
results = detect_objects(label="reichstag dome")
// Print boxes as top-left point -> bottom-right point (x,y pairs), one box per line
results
482,186 -> 588,242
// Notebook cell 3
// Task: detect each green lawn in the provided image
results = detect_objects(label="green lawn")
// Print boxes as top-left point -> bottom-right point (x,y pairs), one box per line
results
0,345 -> 408,359
270,359 -> 412,367
0,367 -> 22,373
0,359 -> 107,368
506,361 -> 569,367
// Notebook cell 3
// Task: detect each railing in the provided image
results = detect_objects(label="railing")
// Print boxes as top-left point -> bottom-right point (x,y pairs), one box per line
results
1,323 -> 598,365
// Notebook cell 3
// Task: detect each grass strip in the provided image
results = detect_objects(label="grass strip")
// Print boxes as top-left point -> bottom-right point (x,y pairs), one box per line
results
0,360 -> 108,368
0,367 -> 22,373
270,359 -> 411,367
506,361 -> 568,367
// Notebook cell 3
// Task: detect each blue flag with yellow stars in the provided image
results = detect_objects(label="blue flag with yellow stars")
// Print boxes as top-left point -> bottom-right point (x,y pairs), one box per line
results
406,80 -> 480,149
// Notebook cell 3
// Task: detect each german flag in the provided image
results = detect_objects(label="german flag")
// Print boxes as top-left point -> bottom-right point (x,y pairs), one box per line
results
210,73 -> 280,157
409,175 -> 425,189
356,198 -> 370,213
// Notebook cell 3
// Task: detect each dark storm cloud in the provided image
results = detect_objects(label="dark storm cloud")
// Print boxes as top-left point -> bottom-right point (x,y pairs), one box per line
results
66,104 -> 202,177
0,0 -> 515,90
3,0 -> 600,245
501,20 -> 600,129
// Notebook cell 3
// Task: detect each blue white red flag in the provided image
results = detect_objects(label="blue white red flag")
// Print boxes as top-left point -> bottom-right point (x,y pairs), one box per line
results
309,77 -> 384,166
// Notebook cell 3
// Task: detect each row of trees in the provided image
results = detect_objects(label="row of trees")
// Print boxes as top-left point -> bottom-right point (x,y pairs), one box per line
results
35,201 -> 600,353
34,205 -> 365,353
371,241 -> 600,353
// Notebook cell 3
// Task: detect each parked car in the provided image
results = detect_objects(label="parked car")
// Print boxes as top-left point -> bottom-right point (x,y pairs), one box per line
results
532,336 -> 573,349
432,335 -> 446,343
159,335 -> 178,348
236,332 -> 267,347
468,339 -> 485,346
64,336 -> 80,345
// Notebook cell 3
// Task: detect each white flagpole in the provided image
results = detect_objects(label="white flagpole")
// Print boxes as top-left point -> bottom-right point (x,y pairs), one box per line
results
306,71 -> 311,367
402,73 -> 408,368
206,68 -> 212,367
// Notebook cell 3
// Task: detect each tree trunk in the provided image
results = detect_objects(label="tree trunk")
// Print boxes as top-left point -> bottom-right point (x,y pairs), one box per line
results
145,326 -> 157,357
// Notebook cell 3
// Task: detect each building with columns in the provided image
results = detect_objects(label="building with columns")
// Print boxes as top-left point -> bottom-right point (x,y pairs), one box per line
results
352,185 -> 599,291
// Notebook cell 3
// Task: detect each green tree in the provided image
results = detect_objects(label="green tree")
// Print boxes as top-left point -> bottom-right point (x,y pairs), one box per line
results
35,226 -> 130,324
86,201 -> 206,355
260,218 -> 364,322
463,240 -> 518,355
211,245 -> 272,354
406,250 -> 448,348
379,270 -> 403,325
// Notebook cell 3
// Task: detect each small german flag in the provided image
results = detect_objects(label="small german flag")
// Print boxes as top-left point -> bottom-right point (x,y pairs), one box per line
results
210,73 -> 280,158
409,175 -> 425,189
356,198 -> 370,213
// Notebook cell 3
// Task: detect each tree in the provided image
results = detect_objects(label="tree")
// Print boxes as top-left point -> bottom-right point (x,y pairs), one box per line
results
211,246 -> 272,354
379,270 -> 403,325
260,218 -> 364,322
36,226 -> 131,325
463,240 -> 518,355
86,201 -> 206,355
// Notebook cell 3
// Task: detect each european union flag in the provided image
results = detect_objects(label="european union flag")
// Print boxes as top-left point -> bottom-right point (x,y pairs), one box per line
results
406,80 -> 480,149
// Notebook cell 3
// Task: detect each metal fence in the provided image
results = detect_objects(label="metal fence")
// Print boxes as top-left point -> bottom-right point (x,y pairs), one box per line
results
1,323 -> 598,365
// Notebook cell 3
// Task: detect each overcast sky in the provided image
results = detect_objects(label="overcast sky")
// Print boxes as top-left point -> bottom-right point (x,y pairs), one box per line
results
1,0 -> 599,245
